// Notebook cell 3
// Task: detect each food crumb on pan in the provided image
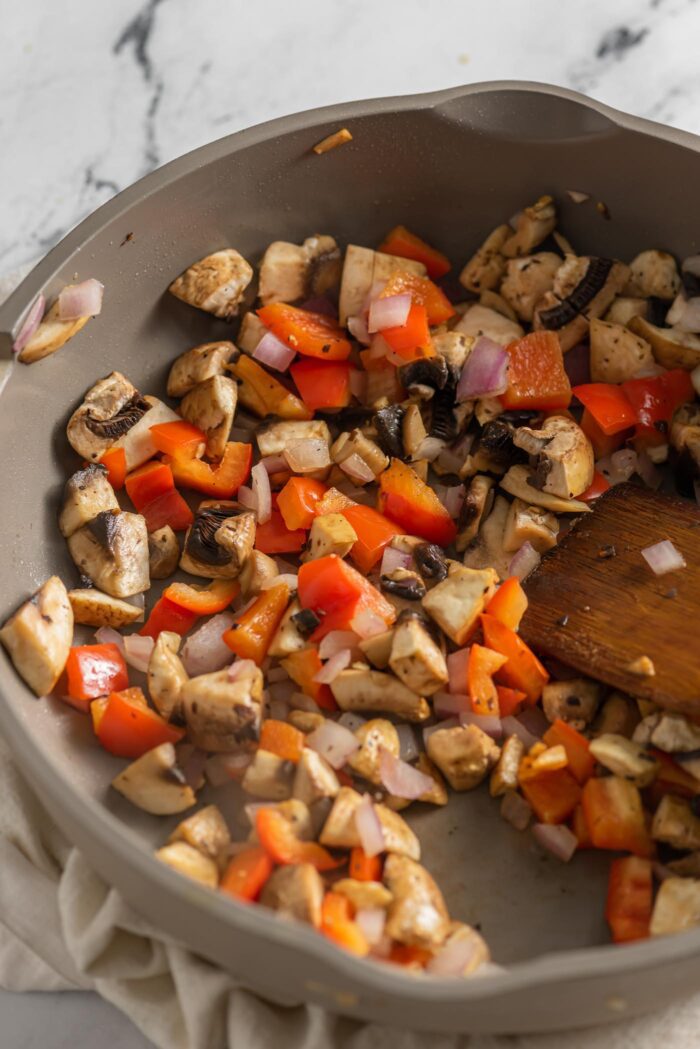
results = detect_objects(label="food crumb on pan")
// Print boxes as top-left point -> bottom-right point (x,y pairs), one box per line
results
313,128 -> 353,155
627,655 -> 656,677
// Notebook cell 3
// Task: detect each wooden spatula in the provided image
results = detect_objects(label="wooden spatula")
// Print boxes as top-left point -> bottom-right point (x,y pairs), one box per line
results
520,482 -> 700,715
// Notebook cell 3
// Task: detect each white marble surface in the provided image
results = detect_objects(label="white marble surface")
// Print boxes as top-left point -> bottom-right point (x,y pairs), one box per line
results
3,0 -> 700,1045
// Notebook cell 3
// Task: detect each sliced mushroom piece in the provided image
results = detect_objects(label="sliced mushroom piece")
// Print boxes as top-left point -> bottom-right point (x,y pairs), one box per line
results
455,475 -> 495,552
589,734 -> 659,787
432,330 -> 474,371
489,734 -> 525,797
625,250 -> 681,300
542,679 -> 602,730
331,428 -> 389,478
112,743 -> 196,815
383,854 -> 450,949
259,235 -> 341,305
427,723 -> 500,791
651,795 -> 700,851
288,710 -> 326,734
0,576 -> 73,696
59,464 -> 119,537
667,853 -> 700,878
167,341 -> 235,398
534,256 -> 630,351
236,312 -> 268,354
155,842 -> 219,887
148,526 -> 180,579
148,630 -> 188,722
347,718 -> 400,785
500,465 -> 592,514
238,549 -> 279,597
380,567 -> 426,604
400,403 -> 428,458
500,252 -> 561,322
333,879 -> 393,910
293,747 -> 340,806
512,415 -> 594,500
479,289 -> 518,322
242,749 -> 295,800
650,877 -> 700,936
501,196 -> 556,258
338,245 -> 376,325
371,251 -> 426,289
179,375 -> 238,460
267,600 -> 308,658
18,299 -> 90,364
67,510 -> 150,597
259,863 -> 324,926
168,249 -> 253,319
460,495 -> 512,580
589,318 -> 654,384
68,588 -> 143,629
627,315 -> 700,371
423,563 -> 498,643
180,503 -> 255,579
459,224 -> 512,293
388,616 -> 448,696
649,712 -> 700,753
303,513 -> 357,561
502,498 -> 559,554
592,691 -> 640,738
118,396 -> 183,472
66,371 -> 143,463
319,787 -> 420,859
604,296 -> 649,326
168,804 -> 231,867
182,665 -> 263,752
256,419 -> 331,457
454,304 -> 524,347
330,668 -> 431,723
414,754 -> 448,807
358,629 -> 394,670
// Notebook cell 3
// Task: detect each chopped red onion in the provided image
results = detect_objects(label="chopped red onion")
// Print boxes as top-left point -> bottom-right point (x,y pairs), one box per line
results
433,691 -> 469,719
532,822 -> 578,862
566,189 -> 590,204
337,711 -> 366,733
237,485 -> 257,512
58,278 -> 104,320
205,753 -> 251,787
354,794 -> 385,857
563,342 -> 591,386
379,748 -> 434,799
261,454 -> 288,474
380,546 -> 412,576
284,438 -> 331,472
313,648 -> 352,684
253,331 -> 296,371
181,612 -> 235,676
306,720 -> 360,768
123,634 -> 154,673
367,333 -> 391,360
426,935 -> 479,977
368,293 -> 411,333
261,572 -> 297,592
319,630 -> 361,659
443,484 -> 466,520
251,462 -> 272,524
500,790 -> 533,831
415,436 -> 445,462
347,314 -> 371,345
350,607 -> 386,639
95,626 -> 125,654
500,715 -> 539,749
12,294 -> 45,353
641,539 -> 686,576
422,718 -> 459,745
396,724 -> 418,763
635,448 -> 663,490
228,657 -> 258,681
447,648 -> 470,694
355,907 -> 386,946
459,711 -> 503,740
610,448 -> 637,484
339,453 -> 375,485
456,337 -> 509,401
508,541 -> 541,582
517,705 -> 549,739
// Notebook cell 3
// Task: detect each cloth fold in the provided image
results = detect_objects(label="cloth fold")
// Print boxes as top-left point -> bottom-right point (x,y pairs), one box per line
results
1,269 -> 700,1049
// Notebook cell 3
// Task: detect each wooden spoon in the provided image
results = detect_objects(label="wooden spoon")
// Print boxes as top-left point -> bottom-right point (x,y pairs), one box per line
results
520,482 -> 700,715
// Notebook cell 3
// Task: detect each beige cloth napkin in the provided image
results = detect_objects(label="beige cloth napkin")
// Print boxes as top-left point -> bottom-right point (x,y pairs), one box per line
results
2,270 -> 700,1049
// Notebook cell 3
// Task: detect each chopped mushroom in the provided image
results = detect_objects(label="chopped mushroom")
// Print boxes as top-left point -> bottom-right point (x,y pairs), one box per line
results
454,304 -> 524,347
237,312 -> 268,354
267,599 -> 308,658
303,513 -> 357,561
331,429 -> 389,478
347,718 -> 400,785
68,588 -> 143,629
422,564 -> 498,645
148,526 -> 180,579
455,475 -> 495,552
0,576 -> 73,696
592,691 -> 640,738
501,196 -> 557,258
625,250 -> 681,300
330,668 -> 431,723
431,330 -> 474,370
293,747 -> 340,806
670,404 -> 700,476
542,679 -> 602,730
238,550 -> 279,596
179,375 -> 238,459
112,743 -> 196,815
182,664 -> 263,752
258,235 -> 341,305
334,879 -> 393,910
410,754 -> 448,807
383,854 -> 450,949
426,724 -> 500,791
168,804 -> 231,866
651,796 -> 700,851
667,853 -> 700,878
604,296 -> 649,326
319,787 -> 420,859
66,371 -> 143,464
479,289 -> 519,322
499,252 -> 561,322
148,630 -> 189,722
627,315 -> 700,371
502,498 -> 559,554
59,464 -> 119,537
589,318 -> 654,383
247,799 -> 313,843
155,842 -> 219,888
358,629 -> 394,670
459,225 -> 512,293
437,922 -> 491,975
512,415 -> 594,499
256,419 -> 331,457
533,255 -> 630,351
649,712 -> 700,753
180,503 -> 256,579
650,877 -> 700,936
288,710 -> 326,734
500,465 -> 591,513
461,496 -> 513,580
242,749 -> 295,800
588,734 -> 659,787
388,616 -> 448,696
168,249 -> 253,319
259,863 -> 325,926
489,734 -> 525,797
67,510 -> 150,597
18,298 -> 90,364
167,341 -> 235,398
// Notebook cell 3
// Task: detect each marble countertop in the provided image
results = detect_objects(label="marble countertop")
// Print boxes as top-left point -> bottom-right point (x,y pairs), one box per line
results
3,0 -> 700,1046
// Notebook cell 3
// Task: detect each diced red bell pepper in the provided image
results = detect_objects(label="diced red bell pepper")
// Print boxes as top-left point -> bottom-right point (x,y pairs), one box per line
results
580,469 -> 612,502
519,765 -> 582,824
581,776 -> 653,858
622,368 -> 694,431
149,420 -> 206,459
297,554 -> 396,642
65,643 -> 129,708
163,579 -> 240,615
389,944 -> 433,968
94,687 -> 184,758
259,718 -> 305,763
168,441 -> 252,499
378,458 -> 456,546
580,408 -> 629,458
320,891 -> 369,956
495,685 -> 527,718
501,332 -> 572,411
290,359 -> 353,411
485,577 -> 528,631
221,846 -> 273,902
256,808 -> 341,871
468,643 -> 507,715
98,447 -> 127,490
380,303 -> 433,360
341,503 -> 401,574
277,476 -> 327,531
139,596 -> 199,639
543,718 -> 595,784
257,303 -> 352,361
228,354 -> 311,420
141,489 -> 194,532
377,226 -> 451,280
255,510 -> 307,554
605,856 -> 653,943
379,271 -> 455,325
480,614 -> 549,703
572,383 -> 637,435
281,647 -> 337,711
125,461 -> 175,510
222,583 -> 290,665
349,846 -> 383,882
